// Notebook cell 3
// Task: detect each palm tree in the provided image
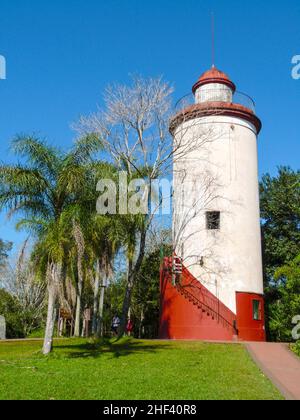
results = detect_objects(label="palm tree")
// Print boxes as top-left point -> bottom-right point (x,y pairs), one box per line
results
66,161 -> 121,338
89,215 -> 119,337
116,214 -> 146,337
56,151 -> 121,338
0,134 -> 102,354
31,217 -> 68,353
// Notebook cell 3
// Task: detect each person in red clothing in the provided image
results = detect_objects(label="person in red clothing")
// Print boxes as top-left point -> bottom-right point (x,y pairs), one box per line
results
126,319 -> 134,337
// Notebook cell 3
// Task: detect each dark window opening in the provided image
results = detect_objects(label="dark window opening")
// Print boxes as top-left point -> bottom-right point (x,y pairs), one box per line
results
253,300 -> 262,321
206,211 -> 221,230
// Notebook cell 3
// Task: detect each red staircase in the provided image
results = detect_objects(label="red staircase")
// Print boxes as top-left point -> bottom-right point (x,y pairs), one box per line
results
159,257 -> 238,341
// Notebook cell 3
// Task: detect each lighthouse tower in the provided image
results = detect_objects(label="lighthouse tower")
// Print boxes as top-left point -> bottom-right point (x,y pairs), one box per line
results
160,67 -> 266,342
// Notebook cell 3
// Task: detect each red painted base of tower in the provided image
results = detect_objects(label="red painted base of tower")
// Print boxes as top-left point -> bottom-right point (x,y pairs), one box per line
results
159,258 -> 266,342
236,292 -> 266,341
159,275 -> 235,341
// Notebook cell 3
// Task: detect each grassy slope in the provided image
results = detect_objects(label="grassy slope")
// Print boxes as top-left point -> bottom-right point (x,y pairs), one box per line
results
0,339 -> 283,400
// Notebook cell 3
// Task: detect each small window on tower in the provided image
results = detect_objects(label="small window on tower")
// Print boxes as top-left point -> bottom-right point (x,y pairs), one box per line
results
206,211 -> 221,230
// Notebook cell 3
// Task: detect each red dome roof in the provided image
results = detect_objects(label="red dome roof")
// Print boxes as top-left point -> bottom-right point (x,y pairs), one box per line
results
192,67 -> 236,94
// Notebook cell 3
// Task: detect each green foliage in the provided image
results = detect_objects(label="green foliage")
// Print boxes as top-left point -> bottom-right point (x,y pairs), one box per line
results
132,243 -> 172,338
27,328 -> 46,339
103,273 -> 127,332
0,239 -> 12,269
0,135 -> 112,326
101,242 -> 172,338
260,167 -> 300,280
0,289 -> 24,338
0,339 -> 283,400
260,167 -> 300,341
0,134 -> 173,344
291,341 -> 300,357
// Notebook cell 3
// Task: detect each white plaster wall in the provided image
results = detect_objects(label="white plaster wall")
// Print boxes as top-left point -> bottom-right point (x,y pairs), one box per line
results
173,115 -> 263,313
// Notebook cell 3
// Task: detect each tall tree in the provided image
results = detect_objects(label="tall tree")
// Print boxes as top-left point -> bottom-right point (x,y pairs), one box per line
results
260,166 -> 300,340
76,76 -> 218,336
75,76 -> 173,335
132,242 -> 172,339
62,160 -> 120,338
89,216 -> 118,337
269,255 -> 300,341
260,167 -> 300,279
0,135 -> 102,354
2,240 -> 46,336
72,218 -> 85,337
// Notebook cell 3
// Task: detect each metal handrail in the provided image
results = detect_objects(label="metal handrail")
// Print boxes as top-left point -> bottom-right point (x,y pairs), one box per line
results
177,285 -> 233,330
163,258 -> 237,331
180,266 -> 236,330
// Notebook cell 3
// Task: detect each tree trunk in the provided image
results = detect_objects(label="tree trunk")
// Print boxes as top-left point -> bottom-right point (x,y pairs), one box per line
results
73,220 -> 85,337
119,261 -> 134,338
92,260 -> 100,335
97,278 -> 106,338
81,318 -> 86,337
139,307 -> 145,339
43,263 -> 60,355
119,227 -> 148,338
74,286 -> 82,337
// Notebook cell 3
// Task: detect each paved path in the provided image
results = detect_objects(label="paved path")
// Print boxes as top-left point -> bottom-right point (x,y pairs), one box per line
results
0,338 -> 62,343
0,338 -> 42,343
246,342 -> 300,400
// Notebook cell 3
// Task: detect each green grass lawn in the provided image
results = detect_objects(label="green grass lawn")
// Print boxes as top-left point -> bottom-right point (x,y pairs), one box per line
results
0,338 -> 283,400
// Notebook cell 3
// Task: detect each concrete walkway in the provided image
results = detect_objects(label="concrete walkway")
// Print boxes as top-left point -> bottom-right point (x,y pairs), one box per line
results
246,342 -> 300,400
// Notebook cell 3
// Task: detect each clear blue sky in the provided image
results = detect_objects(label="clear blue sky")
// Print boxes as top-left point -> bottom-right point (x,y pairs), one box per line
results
0,0 -> 300,250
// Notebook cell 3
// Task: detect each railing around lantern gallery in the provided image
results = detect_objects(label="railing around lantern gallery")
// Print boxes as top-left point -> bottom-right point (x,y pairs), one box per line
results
174,90 -> 256,114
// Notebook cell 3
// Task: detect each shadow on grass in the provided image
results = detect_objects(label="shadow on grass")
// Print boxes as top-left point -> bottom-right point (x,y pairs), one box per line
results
56,338 -> 173,360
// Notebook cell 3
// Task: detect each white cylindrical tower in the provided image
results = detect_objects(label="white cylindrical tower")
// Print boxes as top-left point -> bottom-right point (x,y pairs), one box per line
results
167,67 -> 265,341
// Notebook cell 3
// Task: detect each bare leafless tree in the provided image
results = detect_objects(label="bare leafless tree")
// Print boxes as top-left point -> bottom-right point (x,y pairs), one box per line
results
2,240 -> 46,336
74,75 -> 225,335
